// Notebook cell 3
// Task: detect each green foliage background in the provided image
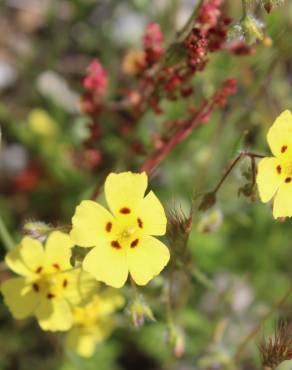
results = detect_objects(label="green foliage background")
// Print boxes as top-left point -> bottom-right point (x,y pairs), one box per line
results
0,1 -> 291,369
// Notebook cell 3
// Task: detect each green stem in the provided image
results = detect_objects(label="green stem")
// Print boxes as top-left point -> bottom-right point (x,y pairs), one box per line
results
241,0 -> 248,16
166,270 -> 175,326
191,266 -> 214,290
0,213 -> 14,251
130,276 -> 139,299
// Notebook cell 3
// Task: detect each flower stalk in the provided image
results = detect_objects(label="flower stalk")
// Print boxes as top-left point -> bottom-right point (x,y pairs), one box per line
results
199,150 -> 265,211
241,0 -> 249,16
0,213 -> 14,251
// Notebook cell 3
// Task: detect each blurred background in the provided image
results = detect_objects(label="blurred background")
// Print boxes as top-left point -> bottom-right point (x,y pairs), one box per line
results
0,0 -> 291,369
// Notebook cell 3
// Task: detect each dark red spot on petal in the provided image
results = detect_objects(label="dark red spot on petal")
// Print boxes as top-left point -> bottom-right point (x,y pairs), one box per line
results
276,165 -> 282,174
47,293 -> 55,299
52,263 -> 60,270
120,207 -> 131,214
285,177 -> 292,183
63,279 -> 68,288
281,145 -> 288,153
33,283 -> 39,292
111,240 -> 122,249
137,218 -> 143,228
106,222 -> 112,232
35,266 -> 43,273
131,239 -> 139,248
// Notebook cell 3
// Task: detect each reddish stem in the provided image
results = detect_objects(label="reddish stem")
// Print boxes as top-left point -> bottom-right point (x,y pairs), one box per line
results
140,101 -> 212,174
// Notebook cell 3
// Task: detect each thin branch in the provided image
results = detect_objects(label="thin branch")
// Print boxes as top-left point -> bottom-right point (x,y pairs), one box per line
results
213,152 -> 244,193
212,150 -> 265,195
140,100 -> 212,174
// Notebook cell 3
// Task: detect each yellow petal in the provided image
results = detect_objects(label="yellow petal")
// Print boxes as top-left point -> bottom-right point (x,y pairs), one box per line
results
273,182 -> 292,218
256,157 -> 283,202
5,245 -> 31,276
35,297 -> 73,331
71,200 -> 114,247
92,319 -> 114,342
5,237 -> 45,275
45,231 -> 73,271
64,268 -> 98,306
128,235 -> 170,286
136,191 -> 167,236
97,291 -> 125,315
83,244 -> 128,288
1,277 -> 39,319
66,327 -> 97,357
267,110 -> 292,158
105,172 -> 147,216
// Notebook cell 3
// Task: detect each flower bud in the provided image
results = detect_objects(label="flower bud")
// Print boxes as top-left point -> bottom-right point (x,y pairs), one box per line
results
259,320 -> 292,369
23,221 -> 52,241
128,295 -> 155,328
168,324 -> 185,358
167,206 -> 192,240
262,0 -> 284,13
263,0 -> 273,13
167,206 -> 192,263
198,192 -> 217,211
197,208 -> 223,233
241,14 -> 264,45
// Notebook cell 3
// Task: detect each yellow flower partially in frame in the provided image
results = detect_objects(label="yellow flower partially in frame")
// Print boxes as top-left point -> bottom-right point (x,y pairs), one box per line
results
257,110 -> 292,218
65,291 -> 124,357
1,231 -> 97,331
71,171 -> 170,288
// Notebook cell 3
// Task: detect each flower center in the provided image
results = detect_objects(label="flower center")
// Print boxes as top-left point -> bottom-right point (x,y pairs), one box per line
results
279,161 -> 292,182
32,266 -> 68,299
121,226 -> 136,239
285,162 -> 292,175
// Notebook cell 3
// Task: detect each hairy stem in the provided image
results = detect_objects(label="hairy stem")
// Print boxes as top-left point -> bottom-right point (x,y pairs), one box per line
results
212,151 -> 265,195
241,0 -> 249,16
140,100 -> 213,174
0,213 -> 14,251
213,152 -> 244,193
130,276 -> 139,299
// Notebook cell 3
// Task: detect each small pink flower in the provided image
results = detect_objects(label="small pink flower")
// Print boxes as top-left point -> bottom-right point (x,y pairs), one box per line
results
198,0 -> 223,29
83,59 -> 108,99
143,23 -> 164,66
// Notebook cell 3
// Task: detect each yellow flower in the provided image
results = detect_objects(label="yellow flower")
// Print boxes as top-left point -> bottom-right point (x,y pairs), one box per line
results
71,171 -> 170,288
65,291 -> 124,357
257,110 -> 292,218
122,49 -> 145,75
1,231 -> 96,331
28,109 -> 58,138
